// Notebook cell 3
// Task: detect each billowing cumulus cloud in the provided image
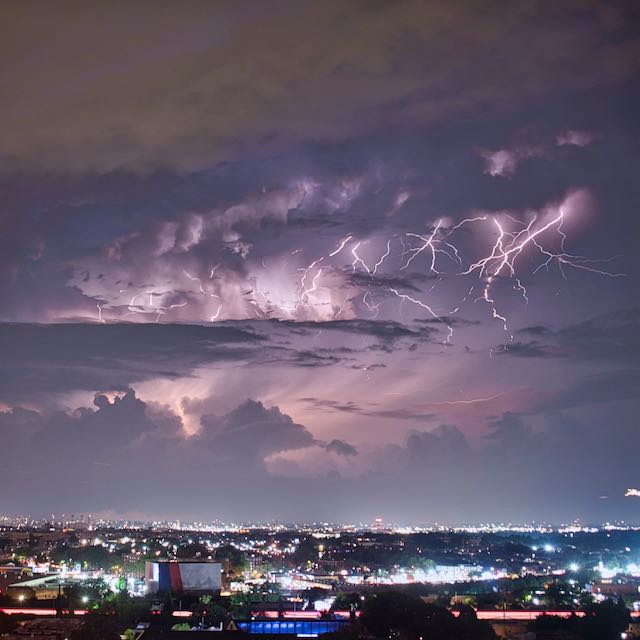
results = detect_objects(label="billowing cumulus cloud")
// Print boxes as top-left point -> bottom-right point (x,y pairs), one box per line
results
325,439 -> 358,457
557,130 -> 595,147
479,146 -> 544,178
2,387 -> 638,523
64,176 -> 370,323
199,399 -> 315,461
265,445 -> 367,479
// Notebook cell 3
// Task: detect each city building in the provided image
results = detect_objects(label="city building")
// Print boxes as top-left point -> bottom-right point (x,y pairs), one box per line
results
145,560 -> 222,594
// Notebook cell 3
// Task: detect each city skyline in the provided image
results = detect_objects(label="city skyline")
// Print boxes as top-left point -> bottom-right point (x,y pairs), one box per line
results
1,1 -> 639,524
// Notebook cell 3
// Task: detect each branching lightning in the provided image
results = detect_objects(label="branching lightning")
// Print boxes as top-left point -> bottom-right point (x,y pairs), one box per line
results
183,270 -> 220,299
329,235 -> 353,257
401,220 -> 444,273
461,206 -> 624,331
98,195 -> 623,331
372,239 -> 393,275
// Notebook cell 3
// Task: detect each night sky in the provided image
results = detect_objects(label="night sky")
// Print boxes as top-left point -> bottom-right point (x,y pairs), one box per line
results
1,1 -> 639,524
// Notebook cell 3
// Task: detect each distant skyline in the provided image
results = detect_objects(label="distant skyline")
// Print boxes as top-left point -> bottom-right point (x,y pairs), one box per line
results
1,1 -> 639,524
3,513 -> 637,530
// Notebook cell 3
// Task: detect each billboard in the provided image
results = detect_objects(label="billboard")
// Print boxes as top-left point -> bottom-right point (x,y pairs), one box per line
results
145,561 -> 222,593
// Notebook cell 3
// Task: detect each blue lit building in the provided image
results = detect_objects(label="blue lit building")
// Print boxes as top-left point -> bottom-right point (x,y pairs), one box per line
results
237,620 -> 348,635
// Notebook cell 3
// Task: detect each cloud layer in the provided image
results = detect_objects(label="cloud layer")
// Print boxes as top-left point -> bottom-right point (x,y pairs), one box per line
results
2,1 -> 638,172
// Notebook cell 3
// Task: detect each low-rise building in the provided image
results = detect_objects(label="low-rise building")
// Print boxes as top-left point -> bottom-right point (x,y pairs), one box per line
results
145,560 -> 222,594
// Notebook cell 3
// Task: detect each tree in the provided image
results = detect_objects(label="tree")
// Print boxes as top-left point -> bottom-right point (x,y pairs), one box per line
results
0,612 -> 17,634
581,598 -> 631,640
475,590 -> 501,609
456,605 -> 497,640
331,591 -> 363,612
176,542 -> 208,558
95,591 -> 150,625
50,544 -> 118,570
230,590 -> 254,618
216,544 -> 248,576
533,599 -> 631,640
361,590 -> 497,640
70,613 -> 120,640
292,538 -> 318,567
361,590 -> 436,637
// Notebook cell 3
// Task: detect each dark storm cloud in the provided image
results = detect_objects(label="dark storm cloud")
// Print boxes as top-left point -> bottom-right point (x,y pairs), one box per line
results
0,318 -> 448,406
0,323 -> 263,402
368,408 -> 438,422
0,321 -> 371,404
199,399 -> 315,460
325,439 -> 358,457
404,424 -> 473,467
343,270 -> 433,294
558,307 -> 640,362
299,398 -> 363,414
0,392 -> 354,517
297,396 -> 437,423
2,1 -> 638,172
519,325 -> 554,337
275,349 -> 343,368
0,407 -> 42,460
497,307 -> 640,362
260,407 -> 640,523
0,370 -> 638,522
495,341 -> 563,358
272,319 -> 439,345
484,412 -> 533,448
0,96 -> 635,325
547,368 -> 640,412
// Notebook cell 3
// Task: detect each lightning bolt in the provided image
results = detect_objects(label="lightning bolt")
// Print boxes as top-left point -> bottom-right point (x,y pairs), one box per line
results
102,192 -> 623,329
389,288 -> 438,321
460,206 -> 625,330
449,215 -> 488,231
388,287 -> 455,343
431,392 -> 508,406
401,220 -> 444,273
183,270 -> 220,298
296,235 -> 356,311
372,239 -> 393,275
154,300 -> 188,323
298,257 -> 324,302
329,235 -> 353,257
361,290 -> 380,317
351,242 -> 371,274
450,286 -> 475,315
302,266 -> 323,300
